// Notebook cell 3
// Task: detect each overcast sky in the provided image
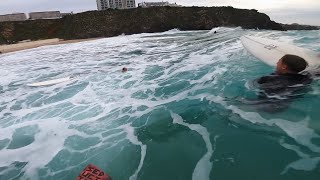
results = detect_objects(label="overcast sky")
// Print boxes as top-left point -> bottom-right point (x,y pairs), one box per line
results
0,0 -> 319,25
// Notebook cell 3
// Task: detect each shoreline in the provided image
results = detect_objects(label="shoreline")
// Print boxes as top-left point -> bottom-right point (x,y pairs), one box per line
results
0,7 -> 285,46
0,38 -> 100,54
1,7 -> 319,48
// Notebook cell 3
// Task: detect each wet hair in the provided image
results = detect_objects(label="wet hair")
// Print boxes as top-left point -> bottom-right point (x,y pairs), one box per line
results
122,67 -> 128,72
281,54 -> 308,73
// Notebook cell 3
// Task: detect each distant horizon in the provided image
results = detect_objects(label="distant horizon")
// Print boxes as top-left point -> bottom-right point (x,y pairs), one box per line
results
261,9 -> 320,26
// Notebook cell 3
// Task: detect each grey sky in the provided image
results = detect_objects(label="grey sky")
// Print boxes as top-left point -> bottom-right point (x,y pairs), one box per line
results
0,0 -> 319,25
0,0 -> 97,14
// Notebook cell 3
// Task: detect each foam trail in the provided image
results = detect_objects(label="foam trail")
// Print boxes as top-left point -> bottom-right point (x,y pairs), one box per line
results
283,157 -> 320,172
280,141 -> 320,173
191,94 -> 320,172
1,27 -> 319,179
192,94 -> 320,153
170,112 -> 213,180
0,119 -> 83,179
122,124 -> 147,180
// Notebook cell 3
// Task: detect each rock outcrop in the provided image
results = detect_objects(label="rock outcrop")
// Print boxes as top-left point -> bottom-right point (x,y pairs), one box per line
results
0,6 -> 285,45
282,23 -> 319,30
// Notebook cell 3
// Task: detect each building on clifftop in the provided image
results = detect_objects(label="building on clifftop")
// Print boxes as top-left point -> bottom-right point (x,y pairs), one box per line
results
137,1 -> 181,8
29,11 -> 62,20
0,13 -> 27,22
96,0 -> 136,10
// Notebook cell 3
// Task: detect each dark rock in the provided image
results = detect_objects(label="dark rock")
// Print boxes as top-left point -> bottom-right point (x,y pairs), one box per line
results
282,23 -> 320,30
0,6 -> 286,44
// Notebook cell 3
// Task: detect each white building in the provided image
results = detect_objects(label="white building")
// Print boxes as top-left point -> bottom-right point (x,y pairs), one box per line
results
0,13 -> 27,22
96,0 -> 136,10
138,1 -> 181,8
29,11 -> 61,20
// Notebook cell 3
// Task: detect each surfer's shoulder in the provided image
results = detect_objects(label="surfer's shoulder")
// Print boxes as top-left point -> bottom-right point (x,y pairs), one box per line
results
256,73 -> 277,84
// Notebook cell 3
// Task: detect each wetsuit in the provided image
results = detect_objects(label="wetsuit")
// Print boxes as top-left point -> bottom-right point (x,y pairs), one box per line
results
256,73 -> 312,98
242,73 -> 312,113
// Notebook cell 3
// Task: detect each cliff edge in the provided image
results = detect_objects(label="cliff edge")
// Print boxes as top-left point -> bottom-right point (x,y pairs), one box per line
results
0,6 -> 284,45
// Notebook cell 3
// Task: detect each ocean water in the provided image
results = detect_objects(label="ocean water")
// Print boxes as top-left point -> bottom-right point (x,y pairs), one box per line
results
264,9 -> 320,26
0,27 -> 320,180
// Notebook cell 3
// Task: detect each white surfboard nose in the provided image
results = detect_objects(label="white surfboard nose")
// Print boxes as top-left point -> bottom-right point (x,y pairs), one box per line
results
241,35 -> 320,67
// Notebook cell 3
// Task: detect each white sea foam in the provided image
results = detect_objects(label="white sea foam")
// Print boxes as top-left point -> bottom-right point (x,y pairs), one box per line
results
0,118 -> 84,179
171,112 -> 213,180
190,93 -> 320,173
194,94 -> 320,152
121,124 -> 147,180
0,27 -> 319,179
280,140 -> 320,173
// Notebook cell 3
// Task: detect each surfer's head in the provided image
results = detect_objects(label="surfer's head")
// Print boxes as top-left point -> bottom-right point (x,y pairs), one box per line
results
122,67 -> 128,72
276,55 -> 308,74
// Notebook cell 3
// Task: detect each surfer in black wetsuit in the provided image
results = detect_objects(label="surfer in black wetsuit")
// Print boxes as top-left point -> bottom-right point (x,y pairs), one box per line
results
256,54 -> 311,97
243,54 -> 312,112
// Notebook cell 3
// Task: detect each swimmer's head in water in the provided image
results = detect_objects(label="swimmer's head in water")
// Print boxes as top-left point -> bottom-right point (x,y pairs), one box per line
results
276,54 -> 308,74
122,67 -> 128,72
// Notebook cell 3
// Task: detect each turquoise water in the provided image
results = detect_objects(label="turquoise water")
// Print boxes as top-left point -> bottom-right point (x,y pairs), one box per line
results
0,28 -> 320,180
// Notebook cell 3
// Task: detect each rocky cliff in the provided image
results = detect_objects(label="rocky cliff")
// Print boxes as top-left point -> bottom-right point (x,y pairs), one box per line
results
0,19 -> 63,44
0,6 -> 284,45
281,23 -> 319,30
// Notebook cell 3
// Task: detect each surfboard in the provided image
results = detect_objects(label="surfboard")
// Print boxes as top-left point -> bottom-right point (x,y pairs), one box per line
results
26,76 -> 73,87
240,36 -> 320,67
76,164 -> 111,180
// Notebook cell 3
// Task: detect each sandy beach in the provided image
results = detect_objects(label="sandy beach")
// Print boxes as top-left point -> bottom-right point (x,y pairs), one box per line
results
0,38 -> 100,54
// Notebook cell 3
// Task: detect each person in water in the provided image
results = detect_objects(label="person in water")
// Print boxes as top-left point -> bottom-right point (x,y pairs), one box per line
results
256,54 -> 312,97
122,67 -> 128,72
242,54 -> 312,112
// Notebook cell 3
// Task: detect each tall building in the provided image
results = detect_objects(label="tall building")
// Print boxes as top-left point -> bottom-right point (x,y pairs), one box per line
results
96,0 -> 136,10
